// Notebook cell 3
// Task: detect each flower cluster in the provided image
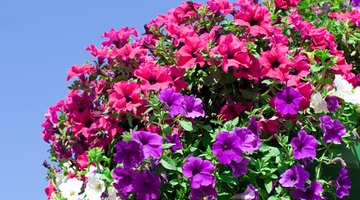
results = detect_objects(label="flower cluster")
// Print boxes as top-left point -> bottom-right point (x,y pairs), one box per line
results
42,0 -> 359,199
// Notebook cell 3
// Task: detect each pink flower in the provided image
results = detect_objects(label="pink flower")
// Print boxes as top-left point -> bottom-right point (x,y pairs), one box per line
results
45,181 -> 56,199
286,54 -> 310,86
207,0 -> 233,15
275,0 -> 299,9
218,99 -> 246,121
260,44 -> 291,82
176,35 -> 208,69
134,63 -> 173,92
109,81 -> 145,113
67,64 -> 95,81
102,27 -> 138,48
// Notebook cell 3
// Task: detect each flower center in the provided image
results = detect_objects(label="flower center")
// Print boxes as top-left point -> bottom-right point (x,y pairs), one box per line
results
125,95 -> 133,103
271,60 -> 281,68
148,76 -> 157,85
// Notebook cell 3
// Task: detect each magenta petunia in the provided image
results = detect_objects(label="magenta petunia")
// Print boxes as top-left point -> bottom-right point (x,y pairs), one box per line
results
182,156 -> 216,189
273,87 -> 303,116
212,132 -> 242,164
336,168 -> 351,199
290,130 -> 318,160
132,131 -> 163,159
319,115 -> 346,143
279,164 -> 309,189
182,95 -> 205,119
158,88 -> 185,118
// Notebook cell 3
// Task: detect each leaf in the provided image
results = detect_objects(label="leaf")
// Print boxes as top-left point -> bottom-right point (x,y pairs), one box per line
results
265,179 -> 273,194
160,156 -> 177,171
179,120 -> 193,132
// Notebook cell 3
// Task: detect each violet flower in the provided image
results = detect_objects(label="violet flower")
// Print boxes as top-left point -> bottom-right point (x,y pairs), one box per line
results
158,88 -> 184,118
290,130 -> 318,160
166,134 -> 183,152
233,127 -> 261,154
212,132 -> 243,164
279,164 -> 309,189
182,156 -> 216,189
132,171 -> 161,200
273,87 -> 303,115
319,115 -> 346,143
228,157 -> 250,177
292,181 -> 324,200
182,95 -> 205,118
336,168 -> 351,199
190,184 -> 217,200
132,131 -> 163,159
232,184 -> 259,200
113,167 -> 136,197
325,96 -> 339,112
114,140 -> 144,168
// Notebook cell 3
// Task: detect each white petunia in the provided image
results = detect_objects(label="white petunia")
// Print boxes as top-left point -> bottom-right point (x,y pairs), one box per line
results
108,185 -> 121,200
85,173 -> 105,200
59,178 -> 83,200
310,92 -> 329,113
333,75 -> 356,103
353,87 -> 360,105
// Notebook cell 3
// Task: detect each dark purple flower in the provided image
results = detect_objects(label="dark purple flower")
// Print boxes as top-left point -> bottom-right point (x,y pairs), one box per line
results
233,127 -> 261,154
182,95 -> 205,118
190,184 -> 217,200
336,168 -> 351,199
325,96 -> 339,112
279,164 -> 309,189
228,157 -> 250,177
292,181 -> 324,200
113,167 -> 136,197
273,87 -> 303,115
166,134 -> 183,152
132,171 -> 161,200
290,130 -> 318,160
158,88 -> 184,118
352,0 -> 360,8
132,131 -> 163,158
182,156 -> 216,189
319,115 -> 346,143
212,132 -> 242,164
114,140 -> 144,168
232,184 -> 259,200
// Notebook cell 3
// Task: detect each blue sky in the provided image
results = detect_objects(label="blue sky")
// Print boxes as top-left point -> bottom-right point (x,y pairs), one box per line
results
0,0 -> 207,199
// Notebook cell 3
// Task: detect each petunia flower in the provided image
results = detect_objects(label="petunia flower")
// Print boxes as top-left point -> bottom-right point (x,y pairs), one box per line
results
190,184 -> 217,200
109,81 -> 145,113
132,131 -> 163,159
132,171 -> 161,200
158,89 -> 185,118
182,156 -> 216,189
319,115 -> 346,143
279,164 -> 309,189
228,157 -> 250,177
85,172 -> 105,200
310,92 -> 329,114
232,184 -> 259,200
113,167 -> 136,198
290,130 -> 318,160
114,140 -> 144,168
325,96 -> 339,112
336,168 -> 351,199
292,181 -> 324,200
232,117 -> 261,154
273,87 -> 303,116
182,95 -> 205,118
166,134 -> 183,152
59,178 -> 84,200
212,132 -> 242,164
134,63 -> 173,93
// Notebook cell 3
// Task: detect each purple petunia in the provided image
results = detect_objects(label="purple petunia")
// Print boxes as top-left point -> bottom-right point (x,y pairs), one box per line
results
182,95 -> 205,119
232,184 -> 259,200
132,131 -> 163,159
290,130 -> 318,160
132,171 -> 161,200
182,156 -> 216,189
319,115 -> 346,143
159,89 -> 185,118
166,134 -> 183,152
292,181 -> 324,200
279,164 -> 309,189
114,140 -> 144,168
273,87 -> 303,115
190,184 -> 217,200
336,168 -> 351,199
232,117 -> 261,154
113,167 -> 136,198
325,96 -> 339,112
228,157 -> 250,177
212,132 -> 242,164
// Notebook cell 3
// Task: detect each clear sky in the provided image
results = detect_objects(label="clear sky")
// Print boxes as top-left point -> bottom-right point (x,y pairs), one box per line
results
0,0 -> 208,199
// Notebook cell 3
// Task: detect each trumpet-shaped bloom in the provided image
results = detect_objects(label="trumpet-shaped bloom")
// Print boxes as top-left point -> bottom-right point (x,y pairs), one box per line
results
132,131 -> 163,159
319,115 -> 346,143
290,130 -> 318,160
273,87 -> 303,115
212,132 -> 242,164
279,164 -> 309,189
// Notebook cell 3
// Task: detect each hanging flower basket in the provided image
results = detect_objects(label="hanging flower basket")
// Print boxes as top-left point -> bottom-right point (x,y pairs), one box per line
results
42,0 -> 360,199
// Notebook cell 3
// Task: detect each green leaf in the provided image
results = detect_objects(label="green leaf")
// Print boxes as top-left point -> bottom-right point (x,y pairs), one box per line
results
162,143 -> 176,149
160,156 -> 177,171
265,178 -> 273,194
179,120 -> 193,132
